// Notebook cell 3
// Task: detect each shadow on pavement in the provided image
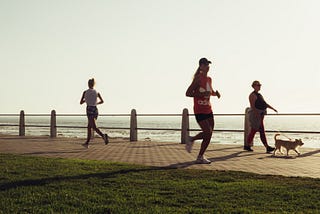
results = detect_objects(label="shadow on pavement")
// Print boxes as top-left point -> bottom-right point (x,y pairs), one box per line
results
259,149 -> 320,159
165,151 -> 256,169
207,146 -> 243,152
209,151 -> 255,162
299,149 -> 320,158
0,167 -> 163,191
22,150 -> 83,156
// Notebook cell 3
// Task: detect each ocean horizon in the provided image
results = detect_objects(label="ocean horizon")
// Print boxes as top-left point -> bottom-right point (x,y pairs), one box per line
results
1,115 -> 320,148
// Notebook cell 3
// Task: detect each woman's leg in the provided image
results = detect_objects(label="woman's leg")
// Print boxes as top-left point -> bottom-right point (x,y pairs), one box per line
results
85,117 -> 94,143
91,119 -> 105,138
191,132 -> 204,142
191,115 -> 214,141
247,128 -> 257,147
259,122 -> 275,153
259,121 -> 268,148
197,118 -> 213,157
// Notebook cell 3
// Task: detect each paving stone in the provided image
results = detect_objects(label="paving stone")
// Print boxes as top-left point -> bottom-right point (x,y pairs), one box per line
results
0,135 -> 319,178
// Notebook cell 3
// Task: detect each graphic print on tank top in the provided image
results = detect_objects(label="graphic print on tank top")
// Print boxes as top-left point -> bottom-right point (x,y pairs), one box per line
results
194,75 -> 213,114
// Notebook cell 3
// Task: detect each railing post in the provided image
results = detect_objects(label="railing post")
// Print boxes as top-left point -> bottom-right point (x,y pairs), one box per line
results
19,110 -> 25,136
181,108 -> 190,144
244,107 -> 251,146
130,109 -> 137,142
50,110 -> 57,138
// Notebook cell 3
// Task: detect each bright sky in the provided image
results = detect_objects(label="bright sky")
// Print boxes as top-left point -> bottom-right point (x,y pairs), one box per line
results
1,0 -> 319,114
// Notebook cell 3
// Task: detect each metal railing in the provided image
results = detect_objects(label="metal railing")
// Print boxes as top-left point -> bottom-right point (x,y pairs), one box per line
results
0,109 -> 320,144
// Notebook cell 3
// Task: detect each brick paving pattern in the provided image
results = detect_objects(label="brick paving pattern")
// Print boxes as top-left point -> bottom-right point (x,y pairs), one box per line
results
1,135 -> 320,178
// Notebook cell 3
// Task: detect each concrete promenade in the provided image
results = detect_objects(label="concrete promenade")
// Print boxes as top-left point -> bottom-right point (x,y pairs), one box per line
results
1,135 -> 320,178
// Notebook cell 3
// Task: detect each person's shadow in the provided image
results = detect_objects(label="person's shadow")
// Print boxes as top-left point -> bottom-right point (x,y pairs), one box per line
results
166,149 -> 256,169
260,149 -> 320,159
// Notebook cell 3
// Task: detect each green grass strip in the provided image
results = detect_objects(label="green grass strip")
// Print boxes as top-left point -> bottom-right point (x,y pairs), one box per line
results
0,153 -> 320,213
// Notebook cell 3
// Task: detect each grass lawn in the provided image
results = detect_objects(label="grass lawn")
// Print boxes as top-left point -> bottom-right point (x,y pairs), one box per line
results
0,153 -> 320,213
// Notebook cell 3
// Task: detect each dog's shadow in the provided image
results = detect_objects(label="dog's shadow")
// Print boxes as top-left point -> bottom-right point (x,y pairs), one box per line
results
258,154 -> 299,159
268,149 -> 320,159
269,155 -> 298,159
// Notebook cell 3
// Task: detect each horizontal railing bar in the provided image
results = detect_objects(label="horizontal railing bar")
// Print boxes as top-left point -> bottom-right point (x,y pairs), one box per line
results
100,127 -> 130,130
137,128 -> 182,131
2,123 -> 320,134
1,113 -> 320,117
0,124 -> 19,127
135,127 -> 320,134
56,114 -> 131,117
25,114 -> 51,117
57,126 -> 86,129
262,113 -> 320,116
190,129 -> 320,134
137,114 -> 182,117
57,125 -> 130,130
188,129 -> 244,132
25,125 -> 51,128
1,123 -> 320,135
264,130 -> 320,134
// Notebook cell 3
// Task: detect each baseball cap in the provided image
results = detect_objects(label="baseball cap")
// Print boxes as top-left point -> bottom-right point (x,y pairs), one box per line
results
199,57 -> 212,65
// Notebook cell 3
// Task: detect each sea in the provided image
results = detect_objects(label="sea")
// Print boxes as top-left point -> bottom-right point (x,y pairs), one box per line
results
1,115 -> 320,148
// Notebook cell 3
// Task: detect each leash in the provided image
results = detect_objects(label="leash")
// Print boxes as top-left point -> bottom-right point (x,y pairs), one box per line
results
276,130 -> 293,141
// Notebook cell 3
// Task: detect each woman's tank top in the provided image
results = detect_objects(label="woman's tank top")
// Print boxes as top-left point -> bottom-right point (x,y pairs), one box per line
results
254,91 -> 268,110
193,74 -> 213,114
84,89 -> 98,106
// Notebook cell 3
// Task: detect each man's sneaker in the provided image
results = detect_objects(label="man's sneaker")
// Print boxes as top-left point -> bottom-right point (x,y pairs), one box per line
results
185,136 -> 194,153
244,146 -> 254,152
266,146 -> 275,153
104,134 -> 109,145
82,143 -> 89,149
195,156 -> 211,164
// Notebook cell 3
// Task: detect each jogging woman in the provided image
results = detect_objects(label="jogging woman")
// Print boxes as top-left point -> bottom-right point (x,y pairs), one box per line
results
186,57 -> 221,164
80,78 -> 109,148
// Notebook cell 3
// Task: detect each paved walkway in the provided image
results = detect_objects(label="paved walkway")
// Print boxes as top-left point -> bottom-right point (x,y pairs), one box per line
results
1,135 -> 320,178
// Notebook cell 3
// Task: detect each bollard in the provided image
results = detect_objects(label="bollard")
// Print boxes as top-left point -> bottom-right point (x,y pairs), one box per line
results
19,110 -> 25,136
244,107 -> 251,146
130,109 -> 137,142
181,108 -> 190,144
50,110 -> 57,138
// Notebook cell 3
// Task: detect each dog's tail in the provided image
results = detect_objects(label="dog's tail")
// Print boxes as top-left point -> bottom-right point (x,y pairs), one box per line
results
274,134 -> 281,141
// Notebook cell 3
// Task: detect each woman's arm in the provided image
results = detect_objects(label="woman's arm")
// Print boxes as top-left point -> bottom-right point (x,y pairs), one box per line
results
186,76 -> 210,98
209,83 -> 221,98
97,93 -> 104,105
80,91 -> 86,105
249,93 -> 260,117
249,93 -> 257,109
267,104 -> 278,113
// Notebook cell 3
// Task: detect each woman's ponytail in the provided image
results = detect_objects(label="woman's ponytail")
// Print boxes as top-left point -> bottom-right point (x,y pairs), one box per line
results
88,78 -> 95,87
193,67 -> 201,79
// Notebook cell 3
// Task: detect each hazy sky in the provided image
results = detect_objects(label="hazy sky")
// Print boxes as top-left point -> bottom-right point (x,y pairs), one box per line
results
1,0 -> 319,114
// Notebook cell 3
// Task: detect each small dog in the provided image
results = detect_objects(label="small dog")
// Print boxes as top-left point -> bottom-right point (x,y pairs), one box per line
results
273,134 -> 304,156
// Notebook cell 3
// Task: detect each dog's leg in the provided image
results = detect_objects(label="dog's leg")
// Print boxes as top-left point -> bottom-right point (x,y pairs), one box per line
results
273,148 -> 277,156
294,149 -> 300,156
279,146 -> 283,155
